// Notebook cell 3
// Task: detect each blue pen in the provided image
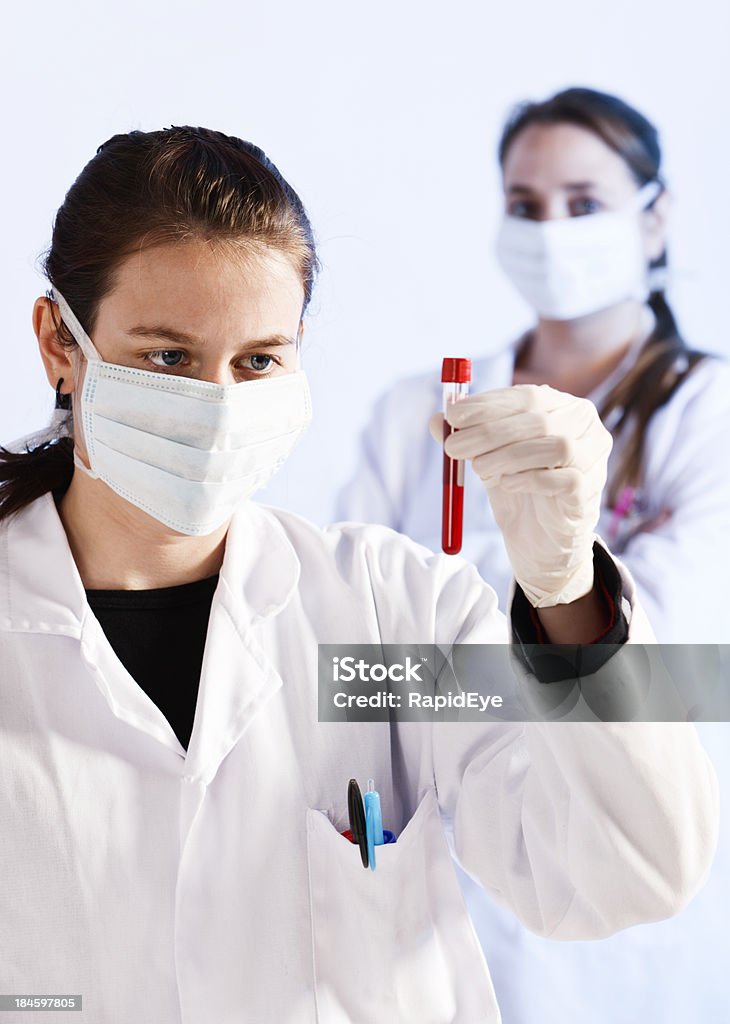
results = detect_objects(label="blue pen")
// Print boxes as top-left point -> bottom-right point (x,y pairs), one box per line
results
364,779 -> 383,872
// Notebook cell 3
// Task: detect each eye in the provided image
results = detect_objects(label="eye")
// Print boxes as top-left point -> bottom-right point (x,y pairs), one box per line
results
507,199 -> 541,220
248,354 -> 274,372
239,352 -> 287,377
569,196 -> 603,217
147,350 -> 186,368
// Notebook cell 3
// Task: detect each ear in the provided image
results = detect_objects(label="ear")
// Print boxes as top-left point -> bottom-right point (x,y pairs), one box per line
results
641,189 -> 670,264
33,296 -> 77,399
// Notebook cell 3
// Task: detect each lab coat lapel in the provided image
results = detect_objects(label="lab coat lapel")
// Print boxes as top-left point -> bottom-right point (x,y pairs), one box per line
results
183,502 -> 301,785
79,611 -> 188,754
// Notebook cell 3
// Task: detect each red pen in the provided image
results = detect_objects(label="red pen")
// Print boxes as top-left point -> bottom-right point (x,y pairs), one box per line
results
441,357 -> 471,555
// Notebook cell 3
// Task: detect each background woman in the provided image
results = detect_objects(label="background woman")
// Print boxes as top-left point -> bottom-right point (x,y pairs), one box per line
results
338,88 -> 730,1022
339,87 -> 730,644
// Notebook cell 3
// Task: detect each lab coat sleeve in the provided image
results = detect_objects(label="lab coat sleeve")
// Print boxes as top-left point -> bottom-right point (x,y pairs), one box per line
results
609,358 -> 730,642
428,552 -> 720,941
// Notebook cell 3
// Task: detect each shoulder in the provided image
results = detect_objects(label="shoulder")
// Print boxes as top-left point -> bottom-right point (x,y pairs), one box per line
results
260,504 -> 493,603
262,503 -> 441,572
471,345 -> 518,391
639,354 -> 730,490
649,354 -> 730,436
365,368 -> 438,428
366,344 -> 517,423
669,353 -> 730,409
261,504 -> 503,642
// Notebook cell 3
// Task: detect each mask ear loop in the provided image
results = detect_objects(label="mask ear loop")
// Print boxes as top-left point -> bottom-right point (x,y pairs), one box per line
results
50,289 -> 102,480
50,288 -> 100,362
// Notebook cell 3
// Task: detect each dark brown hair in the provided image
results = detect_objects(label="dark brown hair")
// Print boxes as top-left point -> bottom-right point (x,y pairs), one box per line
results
499,87 -> 707,507
0,127 -> 319,521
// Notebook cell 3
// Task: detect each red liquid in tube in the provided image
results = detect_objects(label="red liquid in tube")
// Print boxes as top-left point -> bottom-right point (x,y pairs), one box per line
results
441,358 -> 471,555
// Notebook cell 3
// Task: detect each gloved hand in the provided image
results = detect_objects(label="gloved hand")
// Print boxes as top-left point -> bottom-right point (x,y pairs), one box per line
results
430,384 -> 613,608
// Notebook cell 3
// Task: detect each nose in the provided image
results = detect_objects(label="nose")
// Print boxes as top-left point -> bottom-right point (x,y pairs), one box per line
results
199,360 -> 237,386
540,195 -> 571,221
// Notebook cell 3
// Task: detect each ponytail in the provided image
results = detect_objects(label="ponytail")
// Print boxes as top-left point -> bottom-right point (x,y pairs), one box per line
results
599,291 -> 707,507
0,437 -> 74,520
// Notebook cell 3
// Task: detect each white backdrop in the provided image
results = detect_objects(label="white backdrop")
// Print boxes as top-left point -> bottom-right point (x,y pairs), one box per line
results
1,0 -> 728,526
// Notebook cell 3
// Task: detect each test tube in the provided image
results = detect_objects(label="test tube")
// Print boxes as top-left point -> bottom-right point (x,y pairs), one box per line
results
441,357 -> 472,555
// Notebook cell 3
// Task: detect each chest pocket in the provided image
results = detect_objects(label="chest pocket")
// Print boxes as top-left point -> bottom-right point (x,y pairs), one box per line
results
306,787 -> 498,1023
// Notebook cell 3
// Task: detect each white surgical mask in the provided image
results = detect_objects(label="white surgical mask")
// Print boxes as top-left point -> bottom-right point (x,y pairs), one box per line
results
495,181 -> 662,320
52,288 -> 312,535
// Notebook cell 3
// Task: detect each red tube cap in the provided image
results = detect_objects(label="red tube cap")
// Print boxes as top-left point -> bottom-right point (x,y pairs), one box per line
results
441,357 -> 472,383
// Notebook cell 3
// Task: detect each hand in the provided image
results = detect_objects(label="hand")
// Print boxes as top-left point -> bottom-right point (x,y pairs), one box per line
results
430,384 -> 613,608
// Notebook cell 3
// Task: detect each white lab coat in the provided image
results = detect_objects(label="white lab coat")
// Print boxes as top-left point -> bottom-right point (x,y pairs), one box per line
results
0,493 -> 719,1024
337,343 -> 730,642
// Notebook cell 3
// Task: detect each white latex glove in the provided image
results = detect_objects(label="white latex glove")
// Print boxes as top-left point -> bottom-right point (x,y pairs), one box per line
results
430,384 -> 613,608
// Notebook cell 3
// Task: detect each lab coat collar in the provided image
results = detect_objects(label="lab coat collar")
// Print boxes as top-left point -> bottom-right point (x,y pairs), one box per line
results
220,498 -> 301,627
0,492 -> 301,636
0,491 -> 87,635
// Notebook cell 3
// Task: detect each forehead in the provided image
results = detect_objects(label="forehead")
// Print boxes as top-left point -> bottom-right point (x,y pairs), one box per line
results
97,239 -> 305,337
502,122 -> 637,193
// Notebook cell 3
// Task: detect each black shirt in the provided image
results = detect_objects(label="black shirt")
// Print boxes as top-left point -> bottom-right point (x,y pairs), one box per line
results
86,575 -> 219,750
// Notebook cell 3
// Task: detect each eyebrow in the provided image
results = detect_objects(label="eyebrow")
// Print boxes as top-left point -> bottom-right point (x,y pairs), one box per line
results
507,181 -> 600,195
126,326 -> 297,348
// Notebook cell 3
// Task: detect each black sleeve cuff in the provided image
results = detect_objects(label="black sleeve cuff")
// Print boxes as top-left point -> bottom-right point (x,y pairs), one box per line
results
510,542 -> 630,683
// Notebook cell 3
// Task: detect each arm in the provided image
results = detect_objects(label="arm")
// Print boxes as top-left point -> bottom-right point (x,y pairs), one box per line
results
422,551 -> 720,940
534,579 -> 610,643
354,376 -> 719,938
433,714 -> 719,940
353,518 -> 718,939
